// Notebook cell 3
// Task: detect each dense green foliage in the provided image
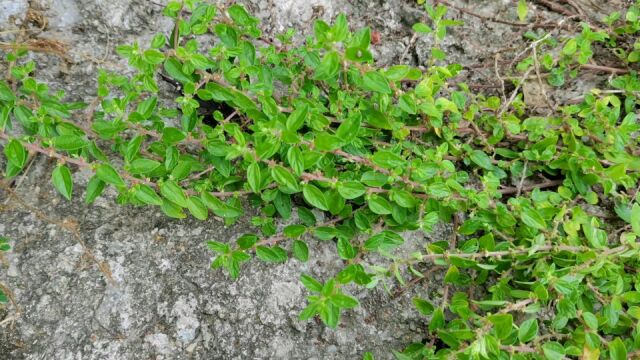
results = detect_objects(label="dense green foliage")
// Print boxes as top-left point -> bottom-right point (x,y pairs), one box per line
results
2,1 -> 640,358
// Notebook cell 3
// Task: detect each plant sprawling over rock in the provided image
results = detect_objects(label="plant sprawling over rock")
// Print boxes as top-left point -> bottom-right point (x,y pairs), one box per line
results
2,1 -> 640,358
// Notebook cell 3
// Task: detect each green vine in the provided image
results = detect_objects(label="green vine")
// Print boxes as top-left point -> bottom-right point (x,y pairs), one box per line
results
1,1 -> 640,359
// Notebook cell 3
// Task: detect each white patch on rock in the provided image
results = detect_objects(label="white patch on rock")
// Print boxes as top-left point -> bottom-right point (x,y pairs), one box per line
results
172,294 -> 200,344
272,0 -> 335,30
270,281 -> 301,309
0,0 -> 28,27
145,333 -> 176,355
45,0 -> 81,28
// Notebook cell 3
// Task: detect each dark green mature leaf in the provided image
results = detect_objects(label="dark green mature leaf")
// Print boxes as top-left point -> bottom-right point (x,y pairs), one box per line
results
293,240 -> 309,262
256,245 -> 287,263
337,238 -> 356,259
52,165 -> 73,200
542,342 -> 565,360
518,318 -> 538,343
372,151 -> 404,169
247,162 -> 262,193
286,104 -> 308,131
303,184 -> 329,211
164,57 -> 193,84
53,135 -> 87,151
488,314 -> 513,340
4,139 -> 26,168
337,181 -> 366,199
412,297 -> 435,316
469,150 -> 493,170
160,180 -> 188,208
336,115 -> 361,143
134,184 -> 163,205
368,195 -> 392,215
0,80 -> 16,102
520,207 -> 546,230
186,196 -> 208,220
96,164 -> 125,187
271,166 -> 300,192
85,176 -> 105,204
129,158 -> 161,174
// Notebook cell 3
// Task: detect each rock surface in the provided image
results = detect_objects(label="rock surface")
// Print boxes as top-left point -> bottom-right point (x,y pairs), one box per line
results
0,0 -> 624,358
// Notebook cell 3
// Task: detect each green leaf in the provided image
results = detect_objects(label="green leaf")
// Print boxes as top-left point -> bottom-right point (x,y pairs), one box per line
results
429,308 -> 445,332
368,195 -> 392,215
160,180 -> 188,208
331,13 -> 349,42
372,151 -> 404,169
361,71 -> 392,94
303,184 -> 329,211
256,245 -> 287,263
412,22 -> 432,33
53,135 -> 87,151
134,184 -> 163,206
286,104 -> 308,131
162,127 -> 186,145
284,224 -> 306,238
314,132 -> 342,151
293,240 -> 309,262
314,51 -> 340,80
609,338 -> 627,360
444,265 -> 459,283
129,158 -> 161,175
85,176 -> 105,204
518,318 -> 538,343
186,196 -> 208,220
517,0 -> 528,22
299,302 -> 320,321
631,204 -> 640,236
337,181 -> 366,199
137,96 -> 157,119
300,274 -> 323,292
4,139 -> 26,168
271,166 -> 300,192
96,164 -> 125,187
287,147 -> 304,176
469,150 -> 493,170
521,207 -> 546,230
336,115 -> 361,143
207,240 -> 230,253
228,4 -> 252,26
247,162 -> 262,193
164,57 -> 193,84
331,294 -> 359,308
337,238 -> 356,259
143,49 -> 165,64
320,303 -> 340,328
51,165 -> 73,200
412,297 -> 435,316
542,342 -> 565,360
488,314 -> 513,340
0,80 -> 16,102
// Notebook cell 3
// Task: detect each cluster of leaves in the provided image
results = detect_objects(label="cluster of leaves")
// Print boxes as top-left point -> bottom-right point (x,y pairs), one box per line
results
1,0 -> 640,358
